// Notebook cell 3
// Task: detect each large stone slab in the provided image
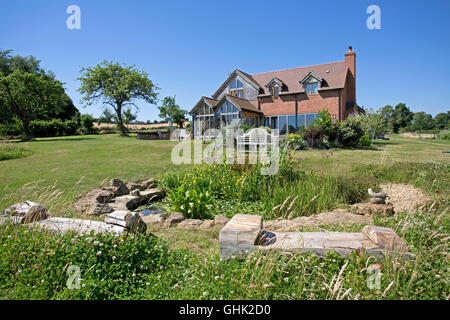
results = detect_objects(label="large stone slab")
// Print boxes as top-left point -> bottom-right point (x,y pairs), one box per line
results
31,217 -> 125,236
219,214 -> 263,259
219,214 -> 414,260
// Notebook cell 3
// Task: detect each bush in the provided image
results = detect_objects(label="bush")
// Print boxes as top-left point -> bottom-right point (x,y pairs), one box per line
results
0,117 -> 23,137
286,133 -> 306,150
29,118 -> 80,137
337,118 -> 364,147
80,114 -> 95,134
437,131 -> 450,140
304,125 -> 325,148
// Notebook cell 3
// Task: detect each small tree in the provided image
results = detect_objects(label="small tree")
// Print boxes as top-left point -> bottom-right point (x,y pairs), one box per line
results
123,108 -> 137,124
78,61 -> 158,136
158,96 -> 187,128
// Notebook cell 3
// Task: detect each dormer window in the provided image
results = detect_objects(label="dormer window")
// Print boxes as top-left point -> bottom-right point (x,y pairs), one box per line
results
305,82 -> 319,94
229,79 -> 244,98
300,72 -> 322,95
267,77 -> 284,99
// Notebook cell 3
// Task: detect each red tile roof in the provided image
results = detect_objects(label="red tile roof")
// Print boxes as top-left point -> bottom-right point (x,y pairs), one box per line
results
250,61 -> 348,95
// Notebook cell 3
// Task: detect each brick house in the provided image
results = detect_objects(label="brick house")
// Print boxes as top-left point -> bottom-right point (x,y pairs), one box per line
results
190,46 -> 362,138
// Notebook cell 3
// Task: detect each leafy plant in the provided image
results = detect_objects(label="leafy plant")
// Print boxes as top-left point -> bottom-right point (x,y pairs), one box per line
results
169,185 -> 214,219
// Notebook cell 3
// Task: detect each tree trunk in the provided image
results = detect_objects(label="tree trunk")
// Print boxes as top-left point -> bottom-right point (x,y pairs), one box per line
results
21,119 -> 33,141
115,102 -> 128,136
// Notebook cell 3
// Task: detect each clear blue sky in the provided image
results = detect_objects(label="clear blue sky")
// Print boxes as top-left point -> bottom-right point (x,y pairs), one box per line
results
1,0 -> 449,121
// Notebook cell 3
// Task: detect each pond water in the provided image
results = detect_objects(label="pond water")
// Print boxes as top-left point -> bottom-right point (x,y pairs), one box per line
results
140,208 -> 163,216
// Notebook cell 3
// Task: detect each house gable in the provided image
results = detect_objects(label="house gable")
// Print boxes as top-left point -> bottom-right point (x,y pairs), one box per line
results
212,69 -> 261,101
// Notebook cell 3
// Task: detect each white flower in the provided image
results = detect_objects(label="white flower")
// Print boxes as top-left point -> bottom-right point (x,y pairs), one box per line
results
96,251 -> 102,256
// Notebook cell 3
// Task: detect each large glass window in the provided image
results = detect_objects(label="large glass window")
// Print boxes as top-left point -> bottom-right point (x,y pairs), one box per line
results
306,113 -> 316,127
230,79 -> 244,98
297,114 -> 305,130
279,116 -> 287,135
288,115 -> 296,133
270,117 -> 278,130
215,100 -> 240,128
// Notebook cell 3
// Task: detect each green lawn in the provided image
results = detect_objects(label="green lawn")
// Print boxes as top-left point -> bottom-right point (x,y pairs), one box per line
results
0,135 -> 184,213
298,136 -> 450,176
1,134 -> 449,214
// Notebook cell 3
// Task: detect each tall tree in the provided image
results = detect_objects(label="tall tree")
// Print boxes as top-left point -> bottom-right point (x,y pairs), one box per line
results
158,96 -> 187,128
380,105 -> 394,132
78,61 -> 158,136
433,112 -> 449,130
391,103 -> 413,133
0,49 -> 78,126
410,112 -> 434,132
0,70 -> 67,140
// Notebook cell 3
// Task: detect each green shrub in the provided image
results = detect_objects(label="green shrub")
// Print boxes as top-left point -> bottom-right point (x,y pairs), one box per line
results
359,132 -> 372,147
337,118 -> 364,147
80,114 -> 95,134
286,133 -> 306,150
437,131 -> 450,140
29,118 -> 80,137
0,117 -> 23,137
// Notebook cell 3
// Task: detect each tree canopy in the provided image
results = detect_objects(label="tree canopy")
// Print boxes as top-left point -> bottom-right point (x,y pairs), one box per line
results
0,70 -> 68,140
78,60 -> 158,135
0,49 -> 79,139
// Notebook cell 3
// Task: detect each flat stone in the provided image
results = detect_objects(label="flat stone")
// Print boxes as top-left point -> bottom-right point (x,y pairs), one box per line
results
214,214 -> 230,227
127,182 -> 144,191
90,203 -> 114,215
31,217 -> 125,236
141,213 -> 166,226
110,195 -> 143,211
200,220 -> 215,229
164,212 -> 185,227
137,178 -> 156,190
178,219 -> 203,229
140,188 -> 164,203
350,203 -> 395,216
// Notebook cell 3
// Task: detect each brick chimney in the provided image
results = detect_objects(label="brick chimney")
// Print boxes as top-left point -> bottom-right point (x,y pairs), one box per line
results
345,46 -> 356,78
344,46 -> 357,118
